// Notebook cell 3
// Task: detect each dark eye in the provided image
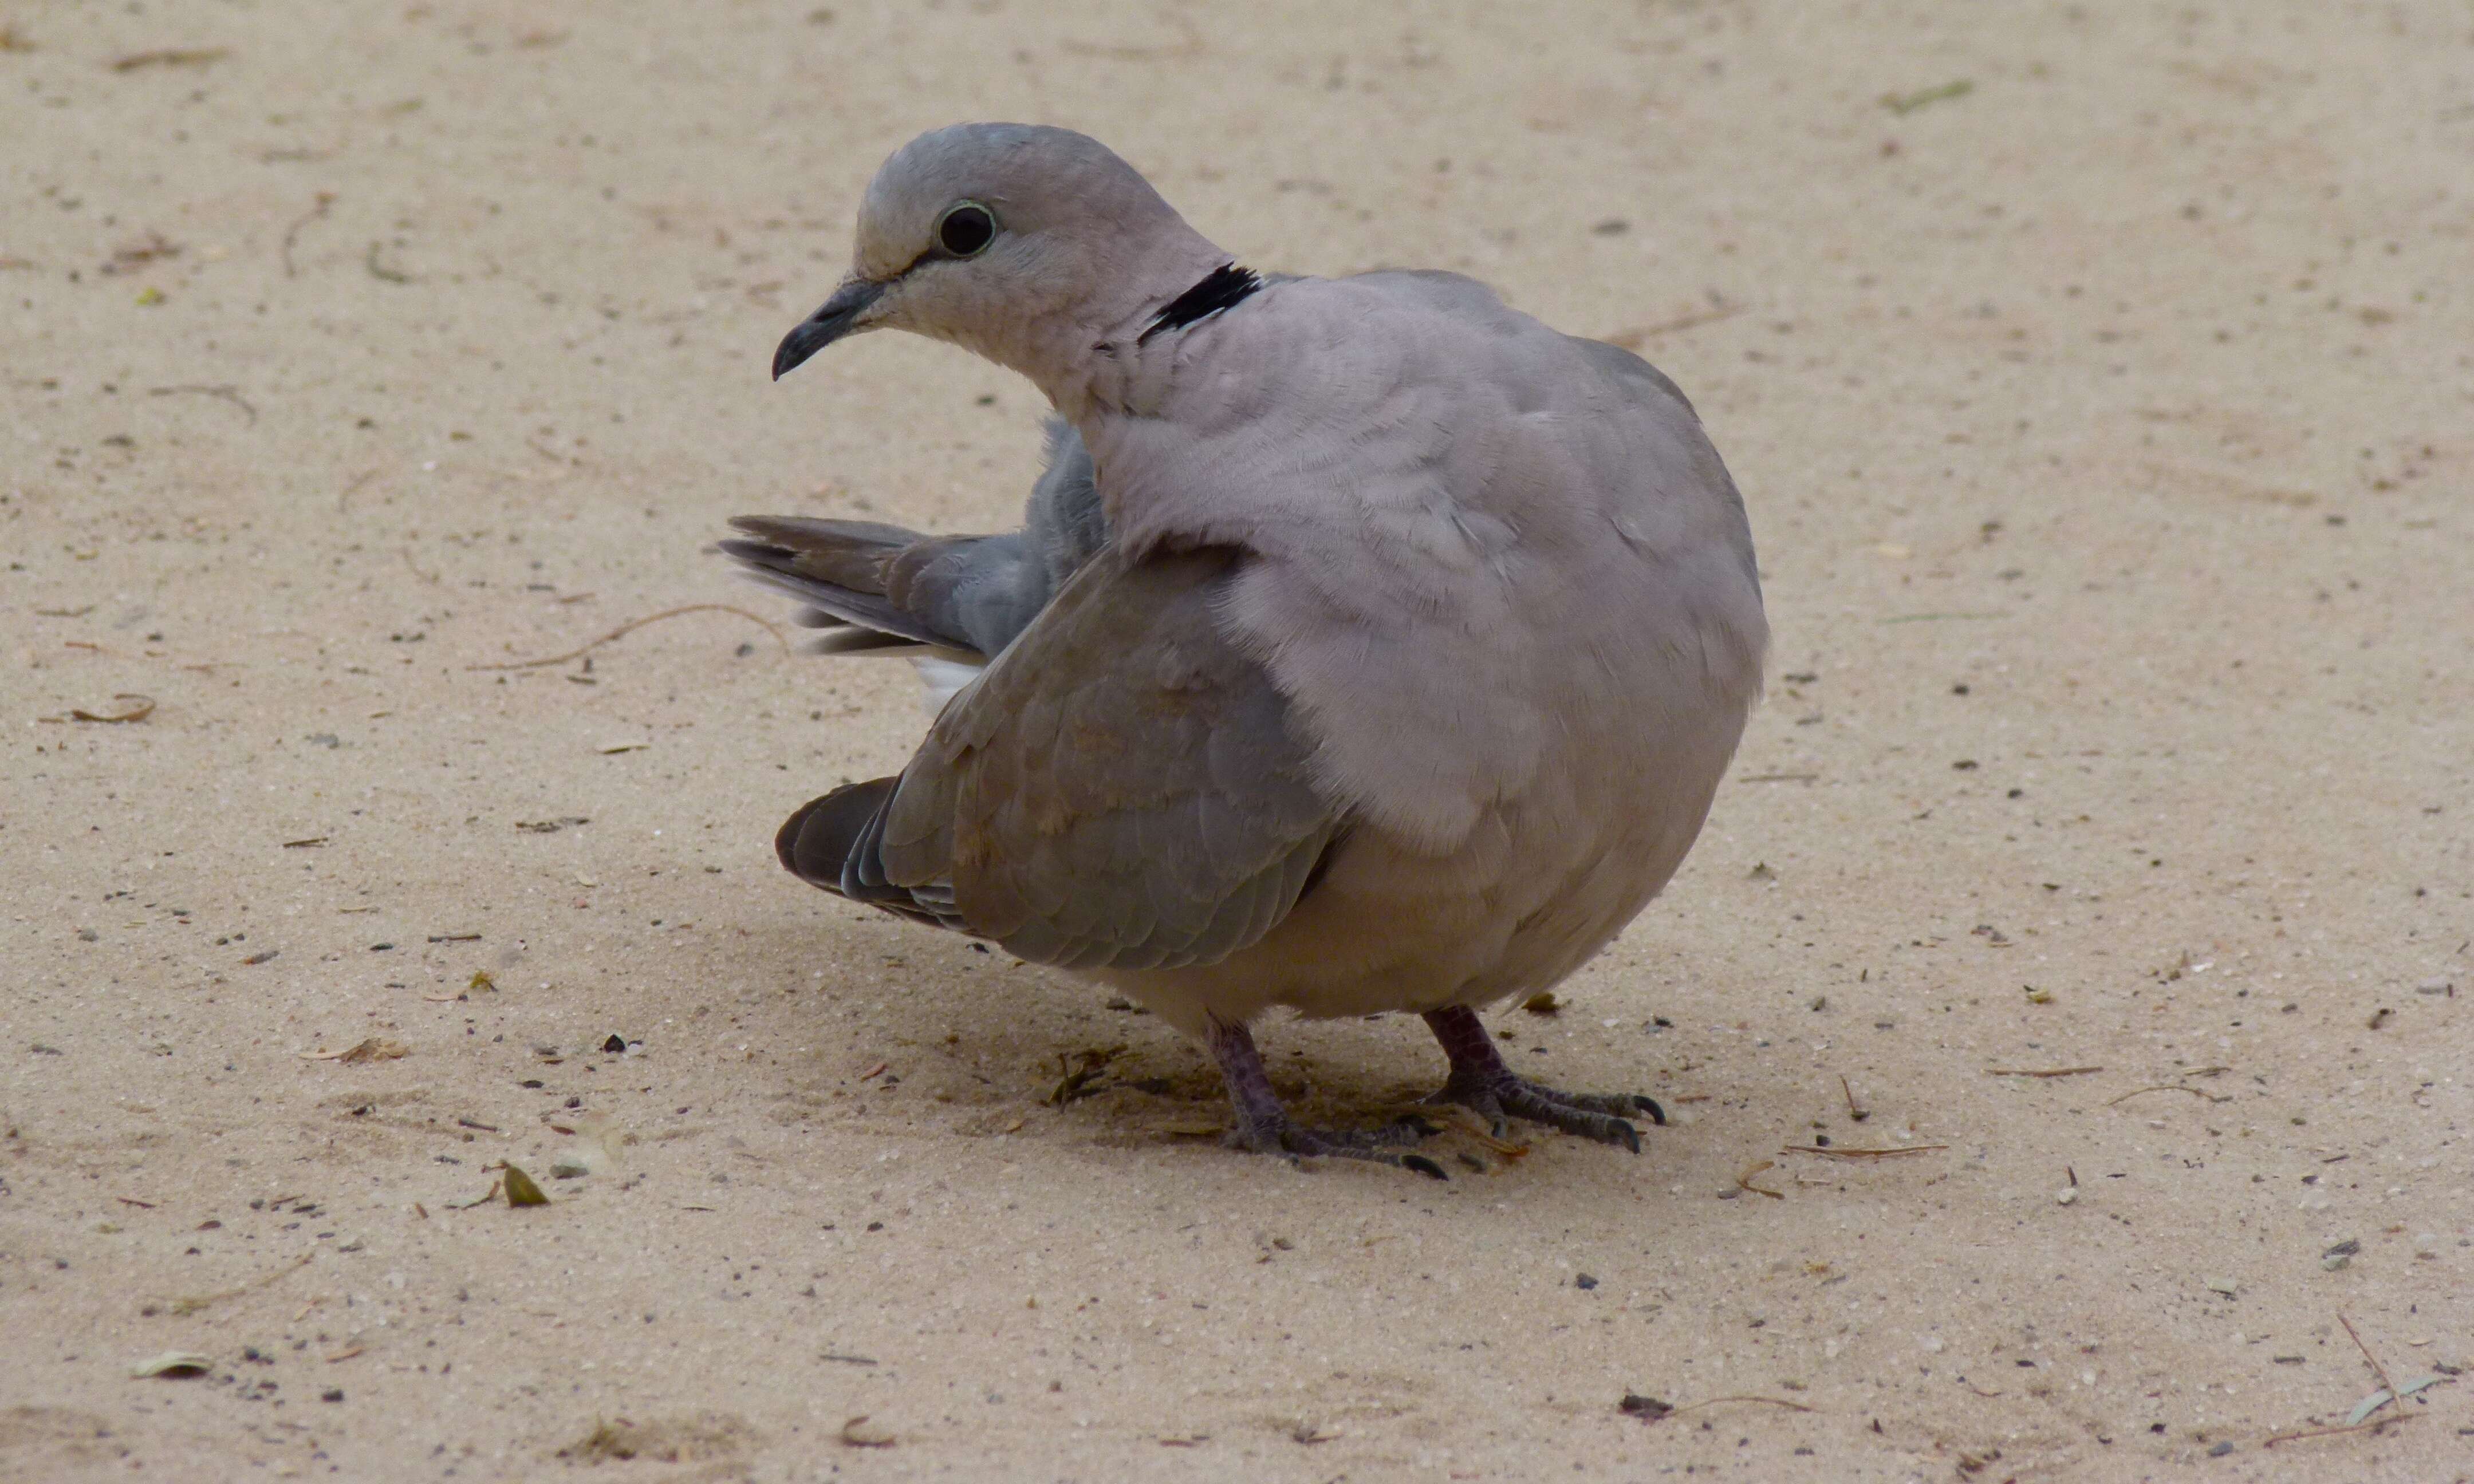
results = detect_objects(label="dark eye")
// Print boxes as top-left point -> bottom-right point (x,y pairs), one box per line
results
936,202 -> 996,258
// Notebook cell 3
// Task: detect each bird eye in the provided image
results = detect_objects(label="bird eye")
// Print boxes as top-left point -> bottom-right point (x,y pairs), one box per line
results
935,202 -> 997,258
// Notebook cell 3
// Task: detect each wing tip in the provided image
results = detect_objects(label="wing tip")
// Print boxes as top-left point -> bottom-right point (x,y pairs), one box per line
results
777,778 -> 899,890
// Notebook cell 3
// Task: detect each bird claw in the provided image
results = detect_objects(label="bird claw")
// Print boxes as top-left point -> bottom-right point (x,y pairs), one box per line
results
1432,1076 -> 1663,1152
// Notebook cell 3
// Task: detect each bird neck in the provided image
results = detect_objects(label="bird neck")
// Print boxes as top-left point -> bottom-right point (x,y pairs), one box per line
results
1009,228 -> 1236,424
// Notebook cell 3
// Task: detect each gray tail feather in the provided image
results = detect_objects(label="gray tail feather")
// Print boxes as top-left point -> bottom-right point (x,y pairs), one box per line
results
721,521 -> 976,654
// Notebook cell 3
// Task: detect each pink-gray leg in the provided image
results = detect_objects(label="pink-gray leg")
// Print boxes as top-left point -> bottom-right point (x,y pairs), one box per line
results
1422,1005 -> 1663,1152
1204,1016 -> 1447,1179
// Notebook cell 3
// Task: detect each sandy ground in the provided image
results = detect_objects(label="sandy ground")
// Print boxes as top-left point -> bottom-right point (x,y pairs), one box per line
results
5,3 -> 2471,1480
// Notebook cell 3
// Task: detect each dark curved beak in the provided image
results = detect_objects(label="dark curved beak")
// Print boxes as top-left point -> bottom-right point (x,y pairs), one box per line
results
772,279 -> 886,380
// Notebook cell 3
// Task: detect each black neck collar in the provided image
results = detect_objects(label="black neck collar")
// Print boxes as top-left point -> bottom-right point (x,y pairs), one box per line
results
1139,263 -> 1262,345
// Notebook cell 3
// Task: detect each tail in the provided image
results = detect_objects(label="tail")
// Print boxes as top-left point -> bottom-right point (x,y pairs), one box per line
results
724,417 -> 1109,665
721,518 -> 1011,658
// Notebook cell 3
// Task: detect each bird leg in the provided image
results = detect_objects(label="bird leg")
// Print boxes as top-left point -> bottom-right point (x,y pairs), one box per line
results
1204,1016 -> 1447,1179
1421,1005 -> 1663,1153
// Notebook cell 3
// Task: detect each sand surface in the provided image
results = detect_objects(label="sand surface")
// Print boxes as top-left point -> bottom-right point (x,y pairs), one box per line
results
5,3 -> 2471,1479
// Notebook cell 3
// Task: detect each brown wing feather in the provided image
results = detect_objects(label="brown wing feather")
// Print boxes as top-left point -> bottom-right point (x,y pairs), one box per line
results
861,546 -> 1340,971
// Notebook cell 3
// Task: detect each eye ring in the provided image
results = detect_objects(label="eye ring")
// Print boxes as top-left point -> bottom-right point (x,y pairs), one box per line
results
935,202 -> 998,259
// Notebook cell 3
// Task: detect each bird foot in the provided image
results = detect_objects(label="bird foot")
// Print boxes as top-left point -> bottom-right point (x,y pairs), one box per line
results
1421,1005 -> 1663,1153
1427,1073 -> 1661,1153
1204,1015 -> 1447,1179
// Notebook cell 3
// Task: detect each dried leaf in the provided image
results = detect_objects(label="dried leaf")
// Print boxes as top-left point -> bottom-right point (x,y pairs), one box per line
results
302,1036 -> 409,1063
1520,990 -> 1562,1016
502,1164 -> 549,1207
71,693 -> 155,724
839,1415 -> 896,1448
1881,78 -> 1973,115
111,47 -> 228,70
1047,1044 -> 1125,1104
2347,1375 -> 2451,1426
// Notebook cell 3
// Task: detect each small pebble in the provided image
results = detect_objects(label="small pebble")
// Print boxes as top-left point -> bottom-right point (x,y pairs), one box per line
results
2208,1440 -> 2233,1457
549,1158 -> 591,1179
2055,1187 -> 2078,1206
1574,1273 -> 1598,1290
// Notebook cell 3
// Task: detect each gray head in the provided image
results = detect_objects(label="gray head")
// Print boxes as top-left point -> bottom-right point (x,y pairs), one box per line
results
772,124 -> 1227,389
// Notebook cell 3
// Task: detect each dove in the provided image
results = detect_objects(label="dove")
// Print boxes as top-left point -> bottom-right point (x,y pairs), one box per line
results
726,123 -> 1768,1177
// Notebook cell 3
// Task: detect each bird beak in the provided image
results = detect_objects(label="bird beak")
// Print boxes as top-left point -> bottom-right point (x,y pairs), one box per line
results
773,278 -> 887,380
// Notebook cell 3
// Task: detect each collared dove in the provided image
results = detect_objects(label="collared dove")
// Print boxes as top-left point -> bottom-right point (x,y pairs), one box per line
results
725,123 -> 1767,1177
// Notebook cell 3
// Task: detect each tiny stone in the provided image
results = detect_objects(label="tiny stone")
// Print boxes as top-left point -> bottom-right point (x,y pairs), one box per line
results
602,1033 -> 627,1053
2208,1441 -> 2233,1457
1574,1273 -> 1598,1290
2055,1187 -> 2078,1205
321,1388 -> 345,1403
548,1158 -> 590,1179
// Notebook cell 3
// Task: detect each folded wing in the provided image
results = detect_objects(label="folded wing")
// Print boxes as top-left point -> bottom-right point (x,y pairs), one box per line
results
776,546 -> 1343,972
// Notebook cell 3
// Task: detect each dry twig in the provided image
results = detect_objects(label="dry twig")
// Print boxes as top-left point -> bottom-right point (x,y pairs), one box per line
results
2340,1313 -> 2398,1406
467,603 -> 789,671
1673,1395 -> 1816,1416
2263,1413 -> 2420,1449
1605,302 -> 1747,349
2106,1084 -> 2228,1106
281,192 -> 335,277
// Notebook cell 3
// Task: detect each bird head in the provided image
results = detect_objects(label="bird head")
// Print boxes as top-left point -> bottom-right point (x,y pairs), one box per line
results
772,123 -> 1223,387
